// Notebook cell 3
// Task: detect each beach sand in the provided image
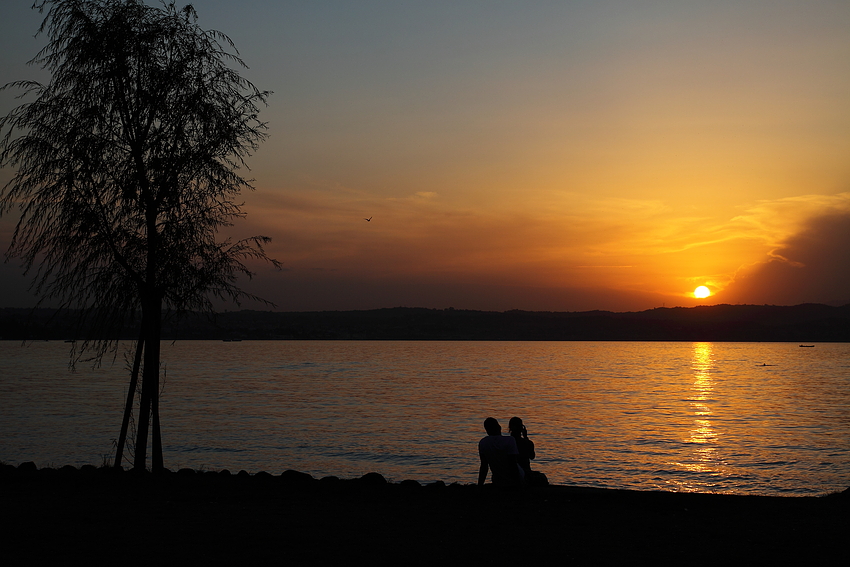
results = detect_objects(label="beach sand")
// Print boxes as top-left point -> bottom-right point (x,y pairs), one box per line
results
3,464 -> 847,564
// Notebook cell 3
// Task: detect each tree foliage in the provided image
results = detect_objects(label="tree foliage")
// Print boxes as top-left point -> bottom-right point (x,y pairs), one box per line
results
0,0 -> 279,470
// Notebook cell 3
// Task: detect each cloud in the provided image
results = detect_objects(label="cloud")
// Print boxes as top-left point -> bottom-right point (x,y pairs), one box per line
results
238,270 -> 671,313
233,183 -> 850,311
724,192 -> 850,248
717,212 -> 850,306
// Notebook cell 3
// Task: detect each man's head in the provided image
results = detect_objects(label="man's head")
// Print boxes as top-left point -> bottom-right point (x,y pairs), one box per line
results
484,417 -> 501,436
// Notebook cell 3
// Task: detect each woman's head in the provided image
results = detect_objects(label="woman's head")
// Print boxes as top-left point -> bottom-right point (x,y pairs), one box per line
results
508,416 -> 523,435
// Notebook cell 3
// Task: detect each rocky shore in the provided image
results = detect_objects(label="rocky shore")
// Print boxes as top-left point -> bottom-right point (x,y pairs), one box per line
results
3,462 -> 848,564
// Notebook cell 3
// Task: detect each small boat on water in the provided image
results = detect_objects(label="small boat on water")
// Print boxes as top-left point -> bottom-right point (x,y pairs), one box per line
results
799,344 -> 815,348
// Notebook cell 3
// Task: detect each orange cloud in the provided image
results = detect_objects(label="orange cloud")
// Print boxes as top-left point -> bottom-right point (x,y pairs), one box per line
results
227,181 -> 850,311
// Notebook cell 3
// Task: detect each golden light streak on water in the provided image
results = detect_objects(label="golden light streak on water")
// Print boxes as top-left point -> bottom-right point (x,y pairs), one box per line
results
672,342 -> 725,483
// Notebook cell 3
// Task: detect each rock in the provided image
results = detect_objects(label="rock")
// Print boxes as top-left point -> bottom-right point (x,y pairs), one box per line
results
359,472 -> 387,486
280,469 -> 314,484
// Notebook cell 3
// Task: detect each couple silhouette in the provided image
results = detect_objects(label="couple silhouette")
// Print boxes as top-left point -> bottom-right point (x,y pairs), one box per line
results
478,416 -> 548,487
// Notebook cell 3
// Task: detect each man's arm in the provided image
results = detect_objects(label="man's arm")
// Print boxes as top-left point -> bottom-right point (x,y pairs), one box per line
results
478,455 -> 489,486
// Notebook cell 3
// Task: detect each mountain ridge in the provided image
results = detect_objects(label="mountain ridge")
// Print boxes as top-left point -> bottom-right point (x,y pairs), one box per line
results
2,303 -> 848,342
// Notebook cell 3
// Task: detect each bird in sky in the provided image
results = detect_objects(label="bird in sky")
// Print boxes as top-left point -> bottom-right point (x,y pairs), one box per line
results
364,217 -> 372,222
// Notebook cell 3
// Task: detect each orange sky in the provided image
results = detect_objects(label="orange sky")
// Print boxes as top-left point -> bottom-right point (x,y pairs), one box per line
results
2,1 -> 849,311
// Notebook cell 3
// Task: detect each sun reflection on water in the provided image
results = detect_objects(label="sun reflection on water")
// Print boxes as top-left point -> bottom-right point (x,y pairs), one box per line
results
671,342 -> 727,488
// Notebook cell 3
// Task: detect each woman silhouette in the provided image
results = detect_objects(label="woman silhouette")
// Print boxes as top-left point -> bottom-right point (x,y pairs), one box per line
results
508,417 -> 535,475
509,416 -> 548,486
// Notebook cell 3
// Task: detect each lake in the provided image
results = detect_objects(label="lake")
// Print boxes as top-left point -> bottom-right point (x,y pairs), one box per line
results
1,340 -> 848,495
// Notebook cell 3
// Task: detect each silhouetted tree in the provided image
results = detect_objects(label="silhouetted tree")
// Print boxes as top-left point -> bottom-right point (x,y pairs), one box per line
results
0,0 -> 278,471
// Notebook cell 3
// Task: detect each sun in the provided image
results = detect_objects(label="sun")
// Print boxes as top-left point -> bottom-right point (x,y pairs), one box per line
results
694,285 -> 711,299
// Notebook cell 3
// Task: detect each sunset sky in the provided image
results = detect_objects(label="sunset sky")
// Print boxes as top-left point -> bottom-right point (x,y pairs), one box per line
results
1,1 -> 849,312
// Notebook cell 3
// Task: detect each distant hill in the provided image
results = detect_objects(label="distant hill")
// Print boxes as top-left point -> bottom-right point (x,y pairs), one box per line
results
1,304 -> 848,342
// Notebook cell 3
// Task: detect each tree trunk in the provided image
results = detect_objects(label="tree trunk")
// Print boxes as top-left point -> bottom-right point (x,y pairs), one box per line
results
133,292 -> 162,472
150,308 -> 163,472
114,330 -> 144,469
134,322 -> 152,469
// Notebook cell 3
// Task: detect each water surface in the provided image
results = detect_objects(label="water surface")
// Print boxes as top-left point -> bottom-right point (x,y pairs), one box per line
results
1,340 -> 848,495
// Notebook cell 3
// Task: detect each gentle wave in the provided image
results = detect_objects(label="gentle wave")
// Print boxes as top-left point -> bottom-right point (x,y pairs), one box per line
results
1,340 -> 848,495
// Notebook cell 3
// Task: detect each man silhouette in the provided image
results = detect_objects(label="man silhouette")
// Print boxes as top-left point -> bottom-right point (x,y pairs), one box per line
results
478,417 -> 523,487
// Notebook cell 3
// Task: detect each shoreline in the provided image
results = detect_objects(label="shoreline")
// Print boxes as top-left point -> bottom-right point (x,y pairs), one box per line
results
4,304 -> 849,342
4,462 -> 848,563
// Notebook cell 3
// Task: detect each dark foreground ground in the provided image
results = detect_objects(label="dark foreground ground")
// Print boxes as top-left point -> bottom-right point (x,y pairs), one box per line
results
3,464 -> 848,565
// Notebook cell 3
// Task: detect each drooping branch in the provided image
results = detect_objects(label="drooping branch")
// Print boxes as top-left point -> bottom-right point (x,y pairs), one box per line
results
1,0 -> 278,471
